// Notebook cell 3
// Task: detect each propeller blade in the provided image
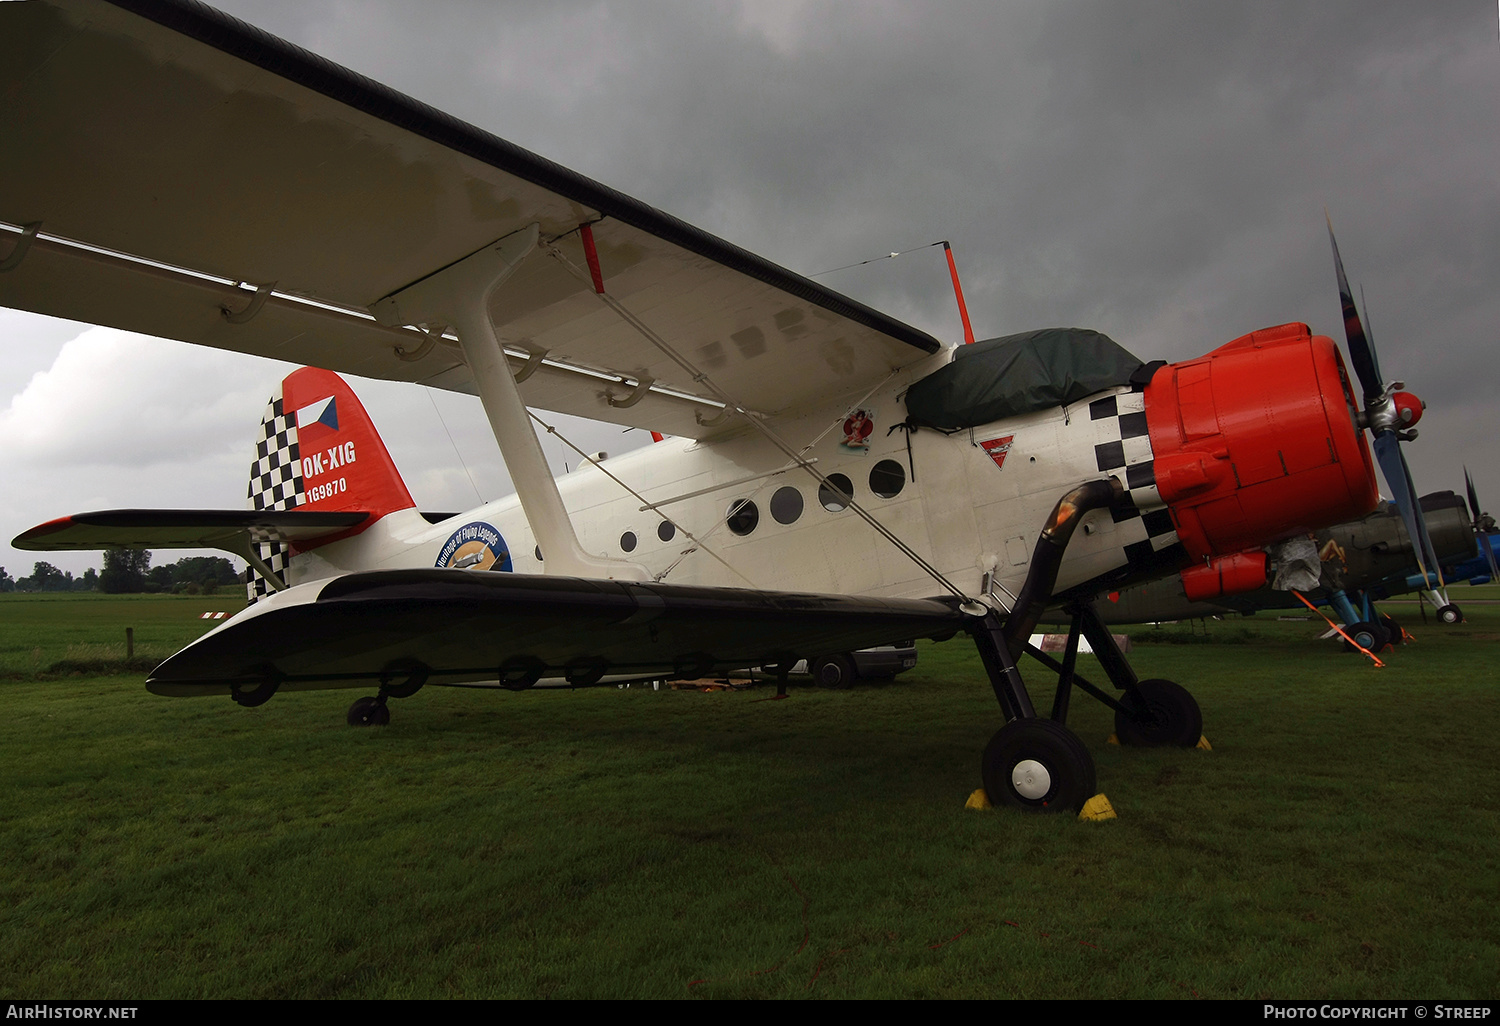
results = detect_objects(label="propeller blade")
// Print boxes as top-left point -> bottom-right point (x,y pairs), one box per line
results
1327,215 -> 1384,405
1466,467 -> 1500,580
1372,432 -> 1445,590
1480,532 -> 1500,583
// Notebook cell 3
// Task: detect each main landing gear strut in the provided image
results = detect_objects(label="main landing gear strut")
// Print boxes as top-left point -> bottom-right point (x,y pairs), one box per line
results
966,601 -> 1203,812
965,478 -> 1203,812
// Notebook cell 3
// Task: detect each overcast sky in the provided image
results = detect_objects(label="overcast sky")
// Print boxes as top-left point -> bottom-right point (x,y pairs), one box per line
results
2,0 -> 1496,579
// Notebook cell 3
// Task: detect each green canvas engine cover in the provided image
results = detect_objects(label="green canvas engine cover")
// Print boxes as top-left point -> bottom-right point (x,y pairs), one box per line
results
904,328 -> 1145,429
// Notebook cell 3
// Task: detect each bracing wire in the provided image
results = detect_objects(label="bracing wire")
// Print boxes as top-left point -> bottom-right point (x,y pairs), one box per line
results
424,385 -> 484,505
541,237 -> 976,605
806,240 -> 950,279
525,410 -> 758,588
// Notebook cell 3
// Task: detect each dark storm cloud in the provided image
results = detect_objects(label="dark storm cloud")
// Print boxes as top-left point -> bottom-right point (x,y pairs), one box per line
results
186,0 -> 1500,499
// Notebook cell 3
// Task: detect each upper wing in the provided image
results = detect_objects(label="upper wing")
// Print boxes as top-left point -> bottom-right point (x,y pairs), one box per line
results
0,0 -> 944,439
145,568 -> 969,695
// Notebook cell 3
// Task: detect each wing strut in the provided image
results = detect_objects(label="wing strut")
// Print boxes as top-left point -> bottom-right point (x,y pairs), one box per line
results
371,224 -> 648,581
243,546 -> 289,592
941,241 -> 976,346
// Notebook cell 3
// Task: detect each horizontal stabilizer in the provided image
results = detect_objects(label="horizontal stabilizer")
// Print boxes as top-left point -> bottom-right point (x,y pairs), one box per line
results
13,509 -> 370,557
146,569 -> 969,695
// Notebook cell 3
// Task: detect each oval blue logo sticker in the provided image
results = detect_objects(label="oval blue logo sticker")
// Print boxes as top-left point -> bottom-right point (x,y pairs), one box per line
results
435,521 -> 513,572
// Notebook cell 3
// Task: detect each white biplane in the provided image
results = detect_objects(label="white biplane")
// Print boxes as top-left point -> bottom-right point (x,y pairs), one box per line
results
2,0 -> 1410,811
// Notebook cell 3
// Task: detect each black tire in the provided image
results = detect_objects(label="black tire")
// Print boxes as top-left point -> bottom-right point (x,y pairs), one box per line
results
981,719 -> 1097,813
1114,678 -> 1203,748
1379,615 -> 1402,645
1342,621 -> 1388,654
1437,604 -> 1464,625
347,696 -> 390,726
811,654 -> 856,689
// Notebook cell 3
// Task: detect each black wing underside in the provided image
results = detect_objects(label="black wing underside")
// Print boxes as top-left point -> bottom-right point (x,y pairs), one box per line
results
148,569 -> 970,696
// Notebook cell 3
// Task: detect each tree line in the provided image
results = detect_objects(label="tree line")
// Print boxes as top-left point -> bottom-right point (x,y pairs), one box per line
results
0,552 -> 243,594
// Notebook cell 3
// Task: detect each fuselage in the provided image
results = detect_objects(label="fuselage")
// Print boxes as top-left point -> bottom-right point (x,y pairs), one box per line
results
290,368 -> 1176,611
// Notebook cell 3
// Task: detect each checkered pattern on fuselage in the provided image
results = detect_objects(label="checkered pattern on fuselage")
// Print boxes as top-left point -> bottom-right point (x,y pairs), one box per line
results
1085,390 -> 1186,573
245,390 -> 303,602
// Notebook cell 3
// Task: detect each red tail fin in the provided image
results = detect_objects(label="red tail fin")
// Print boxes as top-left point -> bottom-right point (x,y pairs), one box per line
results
246,367 -> 413,601
249,367 -> 414,518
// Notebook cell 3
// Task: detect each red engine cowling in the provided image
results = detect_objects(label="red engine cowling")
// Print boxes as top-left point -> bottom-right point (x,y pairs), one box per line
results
1144,323 -> 1378,561
1180,551 -> 1269,602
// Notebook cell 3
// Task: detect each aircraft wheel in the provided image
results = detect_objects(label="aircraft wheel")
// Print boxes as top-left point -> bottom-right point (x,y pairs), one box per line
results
981,719 -> 1097,813
1437,604 -> 1464,625
1342,621 -> 1388,654
1379,615 -> 1403,645
811,654 -> 856,689
347,696 -> 390,727
1114,678 -> 1203,748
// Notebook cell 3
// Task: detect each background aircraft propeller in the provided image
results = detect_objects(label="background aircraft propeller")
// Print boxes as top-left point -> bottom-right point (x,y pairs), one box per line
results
1327,218 -> 1448,603
1464,467 -> 1500,581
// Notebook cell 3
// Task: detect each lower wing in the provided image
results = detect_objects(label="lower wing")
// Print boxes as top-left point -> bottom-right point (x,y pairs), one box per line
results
146,569 -> 968,696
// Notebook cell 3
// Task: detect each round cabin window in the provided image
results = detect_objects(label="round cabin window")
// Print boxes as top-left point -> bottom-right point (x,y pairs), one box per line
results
819,473 -> 854,512
658,521 -> 676,542
620,531 -> 638,553
770,486 -> 804,525
727,498 -> 760,536
870,459 -> 906,498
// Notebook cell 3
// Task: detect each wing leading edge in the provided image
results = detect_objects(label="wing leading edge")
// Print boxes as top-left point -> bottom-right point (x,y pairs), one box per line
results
0,0 -> 945,437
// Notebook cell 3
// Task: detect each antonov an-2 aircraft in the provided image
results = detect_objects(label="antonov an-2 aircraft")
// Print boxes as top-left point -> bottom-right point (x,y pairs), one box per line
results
2,0 -> 1421,812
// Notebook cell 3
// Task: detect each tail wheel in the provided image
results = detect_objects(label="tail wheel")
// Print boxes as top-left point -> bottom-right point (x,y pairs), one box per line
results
1114,678 -> 1203,748
347,696 -> 390,726
1437,604 -> 1463,625
981,719 -> 1097,813
811,654 -> 856,689
1342,621 -> 1388,654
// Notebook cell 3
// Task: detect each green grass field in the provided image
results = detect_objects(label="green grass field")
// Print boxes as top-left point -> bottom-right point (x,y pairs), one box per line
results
1,590 -> 1496,999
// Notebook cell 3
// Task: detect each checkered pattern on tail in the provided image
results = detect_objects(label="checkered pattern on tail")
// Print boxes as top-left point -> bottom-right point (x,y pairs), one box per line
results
245,388 -> 303,603
1086,391 -> 1186,573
